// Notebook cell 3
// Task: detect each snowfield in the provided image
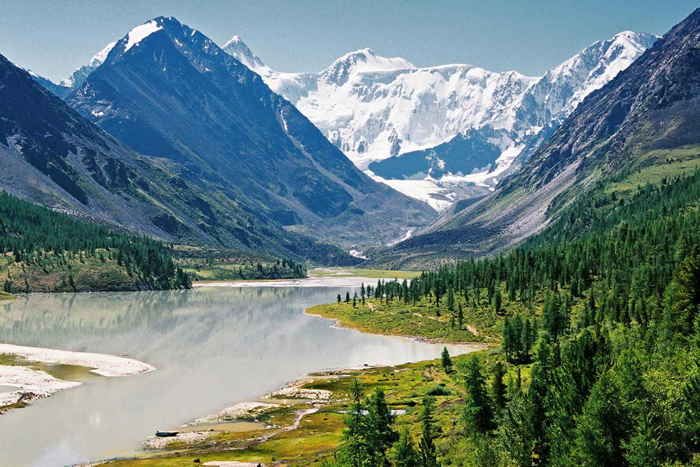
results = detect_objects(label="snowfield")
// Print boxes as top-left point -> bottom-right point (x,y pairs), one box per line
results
222,32 -> 657,208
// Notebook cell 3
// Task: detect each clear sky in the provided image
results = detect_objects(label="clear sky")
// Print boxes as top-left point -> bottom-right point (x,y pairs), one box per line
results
1,0 -> 697,82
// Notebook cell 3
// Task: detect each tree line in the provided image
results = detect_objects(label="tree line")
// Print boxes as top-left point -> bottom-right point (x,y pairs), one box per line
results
327,171 -> 700,465
0,191 -> 190,291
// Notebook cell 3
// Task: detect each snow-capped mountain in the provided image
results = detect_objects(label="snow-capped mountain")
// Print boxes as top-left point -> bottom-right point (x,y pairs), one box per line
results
67,16 -> 435,252
60,40 -> 116,88
514,31 -> 658,131
222,32 -> 657,209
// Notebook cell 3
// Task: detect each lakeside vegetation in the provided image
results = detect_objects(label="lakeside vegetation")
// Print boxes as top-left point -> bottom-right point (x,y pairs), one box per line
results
176,246 -> 307,281
104,349 -> 501,467
110,171 -> 700,466
0,192 -> 190,292
319,172 -> 700,466
0,291 -> 14,300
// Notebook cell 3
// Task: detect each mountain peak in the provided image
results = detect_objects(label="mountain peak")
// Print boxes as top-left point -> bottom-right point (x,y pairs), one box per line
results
321,48 -> 414,85
121,19 -> 165,53
222,34 -> 266,71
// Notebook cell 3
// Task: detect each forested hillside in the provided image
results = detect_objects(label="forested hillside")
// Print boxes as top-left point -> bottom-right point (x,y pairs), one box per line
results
0,192 -> 190,292
317,170 -> 700,466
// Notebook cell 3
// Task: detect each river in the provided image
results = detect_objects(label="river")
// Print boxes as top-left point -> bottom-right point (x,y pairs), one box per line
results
0,281 -> 477,466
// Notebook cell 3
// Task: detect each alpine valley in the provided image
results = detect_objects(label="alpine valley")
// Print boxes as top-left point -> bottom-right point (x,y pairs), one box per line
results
1,5 -> 700,467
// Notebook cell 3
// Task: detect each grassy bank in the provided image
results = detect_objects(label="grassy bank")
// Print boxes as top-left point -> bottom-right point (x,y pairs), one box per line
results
307,301 -> 494,343
103,348 -> 505,467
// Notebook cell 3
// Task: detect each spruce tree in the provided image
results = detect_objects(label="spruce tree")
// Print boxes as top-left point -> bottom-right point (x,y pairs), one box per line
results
366,388 -> 396,464
464,357 -> 495,433
441,347 -> 453,374
391,427 -> 419,467
418,396 -> 438,467
491,361 -> 507,411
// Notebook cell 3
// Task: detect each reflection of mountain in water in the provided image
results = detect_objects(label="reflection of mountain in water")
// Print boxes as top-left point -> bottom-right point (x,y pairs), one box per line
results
0,287 -> 324,351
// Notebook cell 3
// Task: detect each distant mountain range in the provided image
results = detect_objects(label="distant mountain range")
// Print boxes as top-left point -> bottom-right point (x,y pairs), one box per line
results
222,31 -> 657,210
2,17 -> 438,263
375,8 -> 700,267
13,10 -> 698,268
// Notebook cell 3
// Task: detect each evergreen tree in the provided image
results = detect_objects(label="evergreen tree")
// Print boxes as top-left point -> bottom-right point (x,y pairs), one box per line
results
573,372 -> 630,467
418,396 -> 439,467
340,379 -> 372,467
441,347 -> 453,374
366,388 -> 396,464
491,361 -> 507,411
390,428 -> 419,467
464,357 -> 495,434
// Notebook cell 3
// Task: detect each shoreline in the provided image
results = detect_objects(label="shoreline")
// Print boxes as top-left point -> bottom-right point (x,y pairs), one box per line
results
193,275 -> 376,288
0,343 -> 155,412
304,306 -> 491,348
108,304 -> 488,465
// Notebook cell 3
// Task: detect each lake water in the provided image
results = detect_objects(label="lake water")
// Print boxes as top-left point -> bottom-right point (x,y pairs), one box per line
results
0,283 -> 477,466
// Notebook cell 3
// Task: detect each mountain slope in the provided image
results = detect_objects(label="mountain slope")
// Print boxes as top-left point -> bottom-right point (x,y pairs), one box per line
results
68,17 -> 435,251
0,51 -> 354,264
376,8 -> 700,268
224,33 -> 656,209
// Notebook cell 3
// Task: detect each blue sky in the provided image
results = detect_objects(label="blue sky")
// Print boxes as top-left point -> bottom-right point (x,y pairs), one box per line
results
1,0 -> 697,82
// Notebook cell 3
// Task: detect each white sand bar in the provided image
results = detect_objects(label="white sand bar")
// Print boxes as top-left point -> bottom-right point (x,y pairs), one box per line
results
0,343 -> 155,377
0,343 -> 155,409
0,365 -> 80,407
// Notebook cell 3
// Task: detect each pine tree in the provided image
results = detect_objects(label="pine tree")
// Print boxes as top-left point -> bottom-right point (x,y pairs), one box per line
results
366,388 -> 396,464
391,427 -> 419,467
491,361 -> 507,411
441,347 -> 453,374
341,379 -> 371,467
418,396 -> 438,467
464,357 -> 495,433
573,372 -> 630,467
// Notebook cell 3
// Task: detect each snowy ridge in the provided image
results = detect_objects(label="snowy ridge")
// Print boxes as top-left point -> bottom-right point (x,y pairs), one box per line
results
123,20 -> 163,52
219,33 -> 655,209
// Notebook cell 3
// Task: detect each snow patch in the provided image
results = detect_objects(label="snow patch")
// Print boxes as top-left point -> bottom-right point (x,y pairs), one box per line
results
90,40 -> 117,66
349,249 -> 368,260
124,20 -> 162,53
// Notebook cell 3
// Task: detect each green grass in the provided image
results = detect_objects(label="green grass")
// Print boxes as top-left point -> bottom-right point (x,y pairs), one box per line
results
310,267 -> 421,279
305,287 -> 540,344
607,145 -> 700,194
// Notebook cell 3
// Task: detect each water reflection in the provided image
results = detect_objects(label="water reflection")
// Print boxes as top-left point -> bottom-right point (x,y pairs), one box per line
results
0,287 -> 470,466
